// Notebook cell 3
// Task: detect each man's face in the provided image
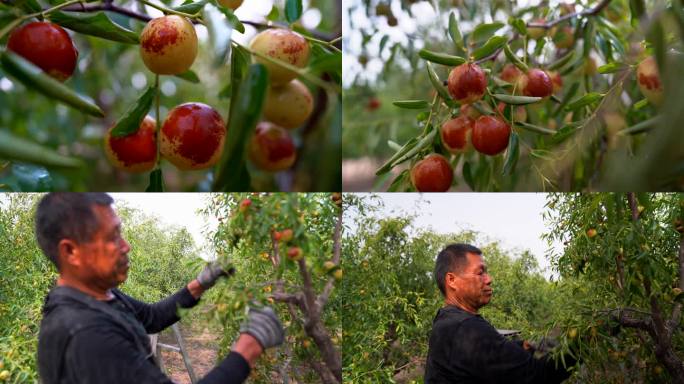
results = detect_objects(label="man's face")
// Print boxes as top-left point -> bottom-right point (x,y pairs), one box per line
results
74,205 -> 131,289
447,252 -> 493,311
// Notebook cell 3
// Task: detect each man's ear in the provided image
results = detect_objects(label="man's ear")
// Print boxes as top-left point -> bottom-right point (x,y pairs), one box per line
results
445,271 -> 458,290
58,239 -> 81,268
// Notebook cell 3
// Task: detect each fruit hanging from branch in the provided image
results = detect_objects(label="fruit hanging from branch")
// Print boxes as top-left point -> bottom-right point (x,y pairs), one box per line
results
249,28 -> 310,86
7,21 -> 78,81
104,116 -> 158,173
410,154 -> 453,192
447,63 -> 487,104
140,15 -> 198,75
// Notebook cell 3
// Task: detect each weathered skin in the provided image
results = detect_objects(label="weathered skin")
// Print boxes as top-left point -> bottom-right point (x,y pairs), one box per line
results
105,116 -> 157,173
7,22 -> 78,81
218,0 -> 243,10
248,122 -> 296,172
637,56 -> 663,106
472,116 -> 511,156
447,63 -> 487,104
140,15 -> 197,75
441,116 -> 474,154
250,29 -> 310,85
161,103 -> 225,170
263,79 -> 314,129
410,154 -> 453,192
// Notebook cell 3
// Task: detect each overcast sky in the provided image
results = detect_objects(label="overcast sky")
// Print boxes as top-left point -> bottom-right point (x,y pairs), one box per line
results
111,193 -> 217,260
350,193 -> 559,277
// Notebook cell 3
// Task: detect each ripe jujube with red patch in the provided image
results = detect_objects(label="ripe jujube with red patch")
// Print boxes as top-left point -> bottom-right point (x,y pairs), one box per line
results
105,116 -> 157,173
519,68 -> 553,98
7,22 -> 78,81
140,15 -> 198,75
248,122 -> 297,172
447,63 -> 487,104
160,102 -> 226,170
250,29 -> 310,86
472,116 -> 511,156
410,154 -> 453,192
636,56 -> 663,106
440,116 -> 473,154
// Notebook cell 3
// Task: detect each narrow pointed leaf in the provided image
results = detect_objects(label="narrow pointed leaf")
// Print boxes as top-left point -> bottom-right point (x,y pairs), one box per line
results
174,0 -> 209,14
376,137 -> 419,175
145,169 -> 164,192
285,0 -> 303,23
418,49 -> 465,66
491,94 -> 541,105
110,86 -> 157,137
598,62 -> 627,74
471,22 -> 505,44
393,100 -> 431,109
502,132 -> 519,175
50,11 -> 139,44
426,62 -> 450,100
564,92 -> 603,111
503,44 -> 528,72
214,3 -> 245,33
0,130 -> 83,168
471,36 -> 507,61
0,52 -> 104,117
547,50 -> 575,71
448,12 -> 465,54
174,69 -> 200,83
515,121 -> 556,135
213,64 -> 269,191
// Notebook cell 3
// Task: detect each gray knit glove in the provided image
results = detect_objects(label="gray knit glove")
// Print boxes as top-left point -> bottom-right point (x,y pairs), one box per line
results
197,263 -> 234,289
239,306 -> 285,350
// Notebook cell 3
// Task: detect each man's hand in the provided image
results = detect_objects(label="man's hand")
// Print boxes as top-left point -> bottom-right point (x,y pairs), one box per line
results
197,262 -> 234,289
239,306 -> 285,350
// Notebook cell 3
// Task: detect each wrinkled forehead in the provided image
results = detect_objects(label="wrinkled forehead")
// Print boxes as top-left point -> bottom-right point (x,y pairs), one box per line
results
91,205 -> 121,232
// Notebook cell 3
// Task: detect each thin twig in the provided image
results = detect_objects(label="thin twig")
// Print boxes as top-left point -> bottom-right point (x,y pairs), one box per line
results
527,0 -> 613,29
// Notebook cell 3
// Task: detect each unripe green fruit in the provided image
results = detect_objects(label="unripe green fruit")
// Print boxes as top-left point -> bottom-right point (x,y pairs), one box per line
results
264,79 -> 314,129
140,15 -> 198,75
250,29 -> 310,86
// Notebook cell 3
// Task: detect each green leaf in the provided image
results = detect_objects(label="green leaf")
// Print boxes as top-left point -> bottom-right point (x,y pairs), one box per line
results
619,116 -> 662,135
391,129 -> 437,167
426,62 -> 451,100
11,163 -> 52,192
0,51 -> 104,117
145,169 -> 164,192
0,130 -> 83,168
462,161 -> 475,190
508,17 -> 527,35
212,64 -> 269,191
16,0 -> 41,14
110,86 -> 157,137
514,121 -> 556,135
379,35 -> 390,54
49,11 -> 139,44
448,12 -> 465,55
502,132 -> 519,175
376,137 -> 419,176
393,100 -> 431,109
552,82 -> 580,116
174,69 -> 200,83
470,22 -> 505,44
491,94 -> 541,105
629,0 -> 645,28
564,92 -> 603,112
418,49 -> 466,66
173,0 -> 209,14
214,2 -> 245,34
471,36 -> 507,61
285,0 -> 303,23
503,44 -> 528,72
547,50 -> 575,71
309,46 -> 342,77
597,62 -> 627,74
387,170 -> 409,192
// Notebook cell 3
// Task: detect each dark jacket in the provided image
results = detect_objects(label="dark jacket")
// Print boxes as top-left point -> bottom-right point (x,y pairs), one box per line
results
38,285 -> 250,384
424,305 -> 573,384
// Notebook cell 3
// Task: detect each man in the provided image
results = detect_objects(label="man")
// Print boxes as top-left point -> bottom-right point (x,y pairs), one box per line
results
34,193 -> 284,384
424,243 -> 574,383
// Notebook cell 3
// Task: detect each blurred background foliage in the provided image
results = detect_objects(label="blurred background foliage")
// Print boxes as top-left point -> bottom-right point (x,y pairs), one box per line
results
342,0 -> 684,191
0,0 -> 341,192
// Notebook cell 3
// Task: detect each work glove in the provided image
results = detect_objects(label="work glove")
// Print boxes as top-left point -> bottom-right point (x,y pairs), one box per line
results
239,306 -> 285,350
197,262 -> 234,289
